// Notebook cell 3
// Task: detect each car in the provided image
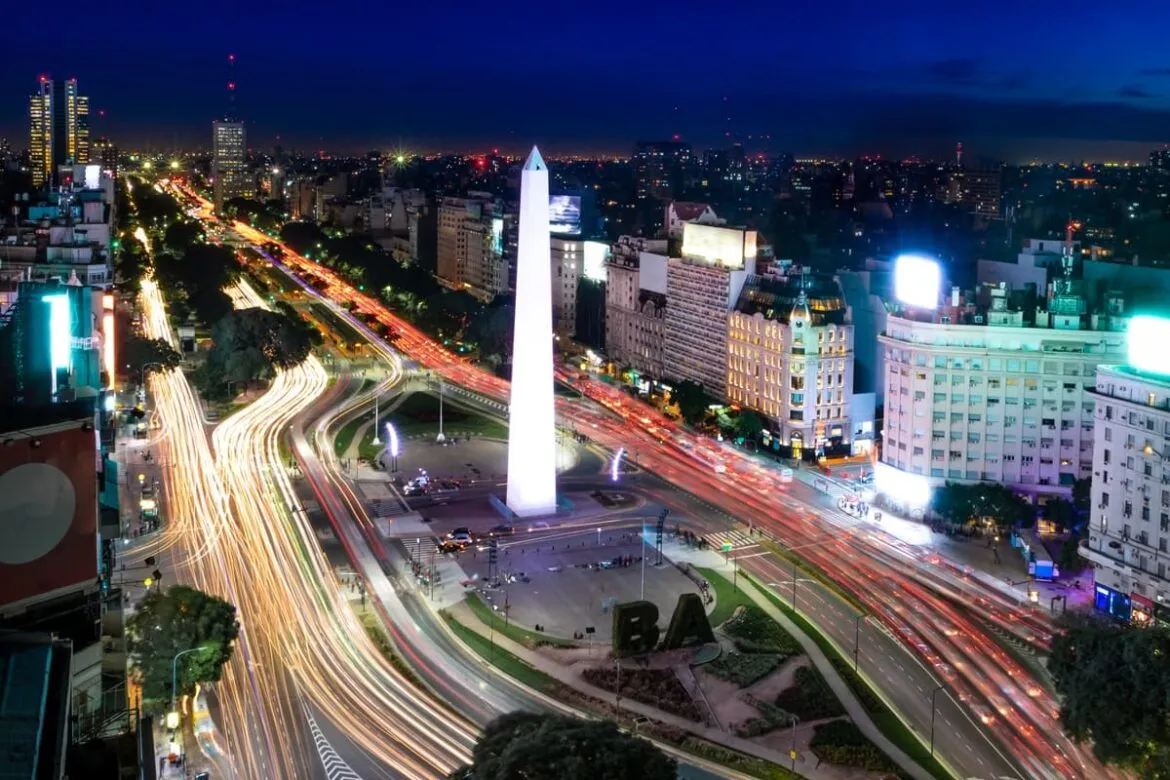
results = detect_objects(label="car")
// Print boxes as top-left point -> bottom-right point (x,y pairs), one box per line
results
438,540 -> 464,553
447,528 -> 473,545
488,524 -> 515,537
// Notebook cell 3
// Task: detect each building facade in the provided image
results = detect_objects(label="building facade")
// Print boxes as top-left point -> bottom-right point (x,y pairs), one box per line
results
212,120 -> 251,212
1083,363 -> 1170,624
662,223 -> 755,399
728,274 -> 853,457
550,237 -> 582,336
436,194 -> 512,300
29,77 -> 89,188
605,236 -> 668,378
879,294 -> 1126,496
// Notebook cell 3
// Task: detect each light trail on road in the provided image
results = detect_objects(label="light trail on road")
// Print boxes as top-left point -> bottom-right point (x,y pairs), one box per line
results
200,205 -> 1126,780
139,274 -> 478,778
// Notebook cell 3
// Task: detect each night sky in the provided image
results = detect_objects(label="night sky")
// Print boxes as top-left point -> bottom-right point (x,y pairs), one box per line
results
3,0 -> 1170,160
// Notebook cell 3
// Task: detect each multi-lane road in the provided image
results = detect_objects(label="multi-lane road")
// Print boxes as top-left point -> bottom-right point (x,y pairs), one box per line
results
150,178 -> 1127,779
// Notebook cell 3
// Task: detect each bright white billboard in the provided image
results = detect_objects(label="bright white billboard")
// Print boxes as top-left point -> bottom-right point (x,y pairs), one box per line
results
582,241 -> 609,283
681,223 -> 757,269
1128,316 -> 1170,376
894,255 -> 941,309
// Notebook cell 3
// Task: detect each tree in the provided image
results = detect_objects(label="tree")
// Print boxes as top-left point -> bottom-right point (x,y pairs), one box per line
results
126,586 -> 240,709
1044,498 -> 1079,533
452,712 -> 676,780
163,220 -> 204,256
122,333 -> 181,380
735,409 -> 765,441
1049,614 -> 1170,776
200,308 -> 321,394
930,482 -> 1032,534
467,302 -> 514,362
671,380 -> 709,425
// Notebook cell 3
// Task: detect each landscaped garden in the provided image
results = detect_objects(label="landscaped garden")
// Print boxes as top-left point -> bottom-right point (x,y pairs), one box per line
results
581,666 -> 701,721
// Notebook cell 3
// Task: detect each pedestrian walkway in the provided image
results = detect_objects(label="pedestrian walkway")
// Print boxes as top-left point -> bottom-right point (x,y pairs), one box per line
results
442,542 -> 936,780
703,529 -> 759,552
401,534 -> 442,564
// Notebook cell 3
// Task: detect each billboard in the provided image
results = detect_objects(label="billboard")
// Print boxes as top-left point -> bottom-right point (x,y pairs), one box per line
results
583,241 -> 609,283
549,195 -> 582,235
893,255 -> 941,309
681,223 -> 757,269
0,420 -> 99,612
1128,316 -> 1170,376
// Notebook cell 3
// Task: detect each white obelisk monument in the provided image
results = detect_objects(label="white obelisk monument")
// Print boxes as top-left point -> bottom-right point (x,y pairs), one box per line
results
506,147 -> 558,517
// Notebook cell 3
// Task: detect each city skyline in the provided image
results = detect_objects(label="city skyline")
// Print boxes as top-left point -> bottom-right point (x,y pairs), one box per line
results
3,1 -> 1170,161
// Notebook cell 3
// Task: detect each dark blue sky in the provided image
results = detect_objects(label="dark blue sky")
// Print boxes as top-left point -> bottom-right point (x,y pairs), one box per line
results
4,0 -> 1170,160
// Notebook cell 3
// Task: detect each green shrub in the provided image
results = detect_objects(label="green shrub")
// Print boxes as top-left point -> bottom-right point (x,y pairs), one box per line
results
581,666 -> 700,721
679,738 -> 798,780
774,666 -> 846,721
809,720 -> 899,773
722,606 -> 801,655
705,653 -> 784,687
735,697 -> 797,738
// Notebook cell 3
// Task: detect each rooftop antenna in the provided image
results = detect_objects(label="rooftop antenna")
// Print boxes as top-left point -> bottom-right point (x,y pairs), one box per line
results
226,54 -> 237,121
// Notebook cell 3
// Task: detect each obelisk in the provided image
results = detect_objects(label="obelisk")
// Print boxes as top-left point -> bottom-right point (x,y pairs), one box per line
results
506,147 -> 558,516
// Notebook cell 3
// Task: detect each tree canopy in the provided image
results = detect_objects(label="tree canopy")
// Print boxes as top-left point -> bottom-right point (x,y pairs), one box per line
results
451,712 -> 676,780
196,307 -> 321,400
670,380 -> 709,425
122,333 -> 182,382
929,482 -> 1033,533
736,409 -> 765,440
1049,614 -> 1170,777
154,242 -> 239,325
126,585 -> 240,709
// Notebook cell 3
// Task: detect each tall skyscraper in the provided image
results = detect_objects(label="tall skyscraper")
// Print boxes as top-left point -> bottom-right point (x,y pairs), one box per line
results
212,120 -> 250,212
28,76 -> 89,188
506,147 -> 557,517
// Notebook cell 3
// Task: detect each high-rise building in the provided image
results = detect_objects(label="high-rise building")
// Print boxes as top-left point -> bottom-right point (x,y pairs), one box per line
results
663,223 -> 756,398
878,281 -> 1127,505
212,120 -> 251,212
436,194 -> 512,300
91,137 -> 118,178
1083,321 -> 1170,624
28,76 -> 89,188
728,274 -> 854,458
506,147 -> 557,517
605,236 -> 668,378
633,141 -> 693,202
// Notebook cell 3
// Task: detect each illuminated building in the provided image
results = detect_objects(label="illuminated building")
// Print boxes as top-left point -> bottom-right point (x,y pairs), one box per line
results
91,136 -> 118,178
633,141 -> 694,234
506,147 -> 557,516
436,194 -> 512,300
8,279 -> 103,404
879,257 -> 1127,500
663,223 -> 756,398
605,236 -> 668,379
212,119 -> 251,212
1083,317 -> 1170,624
727,273 -> 854,458
28,76 -> 90,188
550,238 -> 610,337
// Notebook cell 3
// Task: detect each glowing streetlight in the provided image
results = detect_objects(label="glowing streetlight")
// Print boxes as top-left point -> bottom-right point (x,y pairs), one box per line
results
386,422 -> 400,472
611,447 -> 625,482
142,161 -> 153,171
169,160 -> 180,171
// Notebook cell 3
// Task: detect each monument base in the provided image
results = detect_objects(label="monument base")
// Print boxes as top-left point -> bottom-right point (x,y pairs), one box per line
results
491,493 -> 571,520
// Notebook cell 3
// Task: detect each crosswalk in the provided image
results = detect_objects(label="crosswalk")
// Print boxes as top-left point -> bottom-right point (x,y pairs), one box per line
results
703,529 -> 760,552
368,496 -> 411,519
398,535 -> 442,563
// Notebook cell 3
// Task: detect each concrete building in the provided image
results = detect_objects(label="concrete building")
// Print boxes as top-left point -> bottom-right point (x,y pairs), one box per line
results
1083,351 -> 1170,625
211,120 -> 251,212
728,273 -> 854,458
663,223 -> 756,398
29,76 -> 89,189
437,194 -> 512,300
605,236 -> 668,378
879,280 -> 1127,499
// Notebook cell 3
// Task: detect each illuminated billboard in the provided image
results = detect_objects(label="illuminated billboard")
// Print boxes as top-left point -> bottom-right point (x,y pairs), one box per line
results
549,195 -> 582,235
681,223 -> 757,269
583,241 -> 609,283
1128,316 -> 1170,375
874,461 -> 932,509
893,255 -> 941,309
102,293 -> 115,387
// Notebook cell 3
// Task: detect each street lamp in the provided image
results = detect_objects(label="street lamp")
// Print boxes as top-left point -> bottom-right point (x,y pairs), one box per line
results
168,644 -> 207,764
929,684 -> 946,757
140,361 -> 165,389
371,392 -> 381,446
385,422 -> 400,472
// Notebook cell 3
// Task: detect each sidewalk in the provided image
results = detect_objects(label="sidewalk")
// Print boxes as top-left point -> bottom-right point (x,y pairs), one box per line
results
446,545 -> 935,780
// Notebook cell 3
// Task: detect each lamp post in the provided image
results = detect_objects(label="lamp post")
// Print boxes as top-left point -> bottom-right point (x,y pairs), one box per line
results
385,422 -> 400,473
436,380 -> 445,442
169,646 -> 205,768
929,684 -> 945,757
853,614 -> 864,672
371,392 -> 381,446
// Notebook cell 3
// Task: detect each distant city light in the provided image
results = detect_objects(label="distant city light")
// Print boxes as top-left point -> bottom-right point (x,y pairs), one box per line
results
1128,315 -> 1170,375
893,254 -> 941,309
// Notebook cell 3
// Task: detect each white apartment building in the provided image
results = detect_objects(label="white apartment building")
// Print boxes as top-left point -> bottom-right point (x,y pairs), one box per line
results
728,276 -> 854,458
551,237 -> 582,336
605,236 -> 668,378
663,223 -> 755,398
880,294 -> 1126,496
1083,362 -> 1170,625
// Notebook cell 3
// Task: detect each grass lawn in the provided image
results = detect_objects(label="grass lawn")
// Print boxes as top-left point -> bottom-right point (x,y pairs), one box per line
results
748,573 -> 954,780
333,413 -> 368,457
441,610 -> 559,694
466,593 -> 576,648
694,565 -> 755,627
356,393 -> 507,461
